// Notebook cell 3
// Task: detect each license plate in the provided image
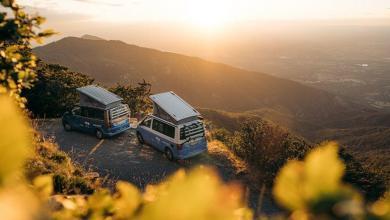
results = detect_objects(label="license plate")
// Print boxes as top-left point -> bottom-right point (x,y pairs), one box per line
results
113,119 -> 127,126
190,139 -> 199,146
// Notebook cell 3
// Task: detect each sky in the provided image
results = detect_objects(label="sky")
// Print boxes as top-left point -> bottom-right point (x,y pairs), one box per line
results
15,0 -> 390,54
20,0 -> 390,25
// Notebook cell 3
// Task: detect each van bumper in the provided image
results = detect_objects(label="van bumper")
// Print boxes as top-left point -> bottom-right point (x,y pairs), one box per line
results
104,123 -> 131,137
176,147 -> 208,160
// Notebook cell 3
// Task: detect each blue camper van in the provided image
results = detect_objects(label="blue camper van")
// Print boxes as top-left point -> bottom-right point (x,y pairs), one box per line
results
136,92 -> 207,160
62,85 -> 131,139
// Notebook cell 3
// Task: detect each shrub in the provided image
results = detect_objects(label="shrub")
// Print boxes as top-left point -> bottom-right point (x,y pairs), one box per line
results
228,119 -> 312,183
23,62 -> 94,117
109,80 -> 152,117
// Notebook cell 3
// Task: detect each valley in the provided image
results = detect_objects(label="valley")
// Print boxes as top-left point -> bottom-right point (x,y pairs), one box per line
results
33,35 -> 390,185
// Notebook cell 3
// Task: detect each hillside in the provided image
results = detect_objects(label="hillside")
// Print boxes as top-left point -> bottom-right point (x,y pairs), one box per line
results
33,36 -> 369,124
200,108 -> 390,186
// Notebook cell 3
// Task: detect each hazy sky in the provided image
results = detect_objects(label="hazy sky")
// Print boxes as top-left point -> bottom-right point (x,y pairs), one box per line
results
16,0 -> 390,55
20,0 -> 390,25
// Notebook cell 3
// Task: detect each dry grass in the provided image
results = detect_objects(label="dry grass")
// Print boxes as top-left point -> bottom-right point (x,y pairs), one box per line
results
24,131 -> 101,195
207,140 -> 248,175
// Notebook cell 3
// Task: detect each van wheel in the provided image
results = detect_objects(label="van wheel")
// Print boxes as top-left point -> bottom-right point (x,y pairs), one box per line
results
164,148 -> 174,161
136,132 -> 144,145
63,122 -> 72,131
95,129 -> 104,139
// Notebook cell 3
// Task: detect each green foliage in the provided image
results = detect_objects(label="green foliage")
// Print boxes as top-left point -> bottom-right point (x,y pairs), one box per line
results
0,0 -> 54,106
209,127 -> 232,143
23,62 -> 94,117
228,119 -> 312,183
109,80 -> 152,117
339,148 -> 387,201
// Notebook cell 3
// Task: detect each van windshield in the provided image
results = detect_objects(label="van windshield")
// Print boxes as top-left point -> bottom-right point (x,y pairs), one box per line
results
180,121 -> 205,140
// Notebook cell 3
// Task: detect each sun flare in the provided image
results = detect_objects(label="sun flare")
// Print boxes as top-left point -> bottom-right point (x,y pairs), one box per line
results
185,0 -> 233,29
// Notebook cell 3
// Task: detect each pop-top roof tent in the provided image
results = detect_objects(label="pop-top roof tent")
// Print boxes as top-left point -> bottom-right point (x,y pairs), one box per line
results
77,85 -> 123,110
150,91 -> 201,125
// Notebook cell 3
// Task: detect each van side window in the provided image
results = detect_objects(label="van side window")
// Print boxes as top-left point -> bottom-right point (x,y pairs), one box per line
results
80,107 -> 89,117
72,107 -> 81,116
141,118 -> 152,128
152,119 -> 175,139
88,108 -> 104,120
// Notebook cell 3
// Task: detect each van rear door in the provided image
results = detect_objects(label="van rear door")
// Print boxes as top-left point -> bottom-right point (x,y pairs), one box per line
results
109,104 -> 130,127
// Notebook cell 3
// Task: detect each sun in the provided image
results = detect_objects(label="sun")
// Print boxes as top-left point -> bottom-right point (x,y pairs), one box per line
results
185,0 -> 233,29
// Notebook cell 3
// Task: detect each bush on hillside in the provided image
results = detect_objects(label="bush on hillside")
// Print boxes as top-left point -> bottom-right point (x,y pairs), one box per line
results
109,80 -> 152,117
210,119 -> 387,201
339,148 -> 387,201
228,119 -> 312,183
23,63 -> 153,118
23,62 -> 94,117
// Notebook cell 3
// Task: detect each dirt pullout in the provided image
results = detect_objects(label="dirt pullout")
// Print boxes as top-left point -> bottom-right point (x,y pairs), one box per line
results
36,119 -> 279,214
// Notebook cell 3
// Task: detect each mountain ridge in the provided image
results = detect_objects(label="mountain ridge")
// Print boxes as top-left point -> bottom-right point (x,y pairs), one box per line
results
33,36 -> 372,124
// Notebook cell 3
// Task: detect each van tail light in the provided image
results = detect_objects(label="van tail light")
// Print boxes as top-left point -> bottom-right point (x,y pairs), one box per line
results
176,143 -> 183,151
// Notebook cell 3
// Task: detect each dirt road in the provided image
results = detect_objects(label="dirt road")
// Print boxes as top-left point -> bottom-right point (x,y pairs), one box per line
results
36,119 -> 279,214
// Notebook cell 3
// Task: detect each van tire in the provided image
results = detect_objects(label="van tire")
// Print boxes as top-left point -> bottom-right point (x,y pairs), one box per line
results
96,129 -> 104,139
164,147 -> 174,161
63,122 -> 72,131
136,132 -> 144,145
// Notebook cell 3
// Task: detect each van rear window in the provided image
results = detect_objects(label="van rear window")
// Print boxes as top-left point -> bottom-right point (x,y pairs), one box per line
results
180,121 -> 205,140
152,119 -> 175,139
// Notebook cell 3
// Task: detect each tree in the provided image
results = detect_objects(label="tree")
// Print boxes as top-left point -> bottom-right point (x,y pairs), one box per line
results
230,119 -> 312,182
0,0 -> 54,106
110,80 -> 152,117
23,61 -> 94,117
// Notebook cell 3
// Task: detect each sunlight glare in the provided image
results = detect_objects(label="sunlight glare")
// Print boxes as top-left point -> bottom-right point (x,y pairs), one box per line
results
185,0 -> 234,29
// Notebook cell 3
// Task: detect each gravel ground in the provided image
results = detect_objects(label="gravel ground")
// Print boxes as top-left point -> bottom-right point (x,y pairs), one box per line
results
36,119 -> 279,215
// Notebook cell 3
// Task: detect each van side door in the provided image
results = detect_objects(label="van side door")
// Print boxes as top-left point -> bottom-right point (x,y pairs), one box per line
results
151,119 -> 176,151
87,107 -> 105,132
79,107 -> 93,132
138,117 -> 153,144
69,107 -> 83,130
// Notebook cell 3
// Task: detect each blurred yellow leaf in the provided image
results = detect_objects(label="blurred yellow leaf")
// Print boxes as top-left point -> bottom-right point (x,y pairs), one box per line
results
273,160 -> 306,210
113,181 -> 141,219
0,96 -> 31,186
33,175 -> 53,199
139,167 -> 251,220
304,142 -> 345,199
87,189 -> 114,220
0,186 -> 40,220
273,143 -> 345,210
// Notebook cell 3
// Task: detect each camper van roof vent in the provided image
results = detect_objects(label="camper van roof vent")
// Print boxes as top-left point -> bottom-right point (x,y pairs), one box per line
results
150,91 -> 200,122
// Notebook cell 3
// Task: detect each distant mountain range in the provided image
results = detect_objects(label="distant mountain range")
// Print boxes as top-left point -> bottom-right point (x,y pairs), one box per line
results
33,35 -> 390,180
33,36 -> 369,123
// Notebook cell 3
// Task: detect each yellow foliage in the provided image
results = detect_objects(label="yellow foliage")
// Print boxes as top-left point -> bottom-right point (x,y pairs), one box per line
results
138,167 -> 252,220
0,96 -> 31,185
0,186 -> 40,220
0,96 -> 38,220
33,174 -> 53,200
273,142 -> 366,219
113,181 -> 141,219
